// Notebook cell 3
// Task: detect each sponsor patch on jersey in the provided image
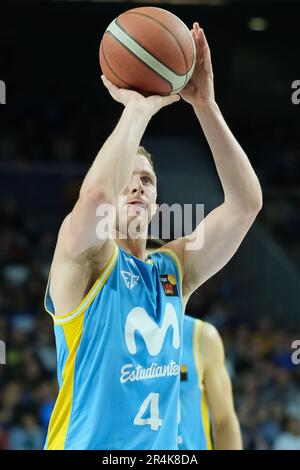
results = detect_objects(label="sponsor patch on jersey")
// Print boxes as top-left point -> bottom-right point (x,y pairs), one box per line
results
180,364 -> 188,381
160,274 -> 178,297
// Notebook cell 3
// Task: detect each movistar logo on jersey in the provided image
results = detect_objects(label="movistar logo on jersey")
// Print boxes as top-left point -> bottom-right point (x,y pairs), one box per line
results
125,303 -> 180,356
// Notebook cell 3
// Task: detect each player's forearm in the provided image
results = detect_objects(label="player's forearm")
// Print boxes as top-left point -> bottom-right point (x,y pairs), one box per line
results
194,102 -> 262,214
213,414 -> 243,450
80,101 -> 151,201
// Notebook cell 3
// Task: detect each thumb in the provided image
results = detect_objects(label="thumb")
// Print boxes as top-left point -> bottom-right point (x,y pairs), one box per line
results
161,93 -> 181,106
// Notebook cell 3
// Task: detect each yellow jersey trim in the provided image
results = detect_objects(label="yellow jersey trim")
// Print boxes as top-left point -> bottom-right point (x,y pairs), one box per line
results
193,319 -> 203,389
193,319 -> 213,450
202,392 -> 213,450
45,314 -> 85,449
156,248 -> 183,287
44,243 -> 118,325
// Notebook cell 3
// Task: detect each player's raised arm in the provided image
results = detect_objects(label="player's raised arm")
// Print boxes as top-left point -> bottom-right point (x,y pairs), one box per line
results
59,78 -> 180,260
201,322 -> 242,450
167,23 -> 262,300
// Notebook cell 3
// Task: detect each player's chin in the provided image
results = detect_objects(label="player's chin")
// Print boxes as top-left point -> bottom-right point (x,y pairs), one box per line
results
127,204 -> 147,216
128,213 -> 148,228
127,212 -> 149,233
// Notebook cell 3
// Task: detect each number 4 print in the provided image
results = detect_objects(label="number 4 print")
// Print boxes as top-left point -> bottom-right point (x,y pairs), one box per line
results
134,393 -> 162,431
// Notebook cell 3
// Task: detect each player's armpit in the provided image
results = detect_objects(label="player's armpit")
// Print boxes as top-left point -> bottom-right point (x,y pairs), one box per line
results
175,202 -> 259,298
67,188 -> 116,259
47,201 -> 116,318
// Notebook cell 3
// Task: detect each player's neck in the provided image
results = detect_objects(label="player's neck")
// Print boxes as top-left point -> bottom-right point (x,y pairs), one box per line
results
116,236 -> 147,260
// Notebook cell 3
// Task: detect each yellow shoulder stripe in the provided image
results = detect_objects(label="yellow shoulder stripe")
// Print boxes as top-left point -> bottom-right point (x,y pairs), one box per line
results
156,248 -> 183,286
44,243 -> 118,325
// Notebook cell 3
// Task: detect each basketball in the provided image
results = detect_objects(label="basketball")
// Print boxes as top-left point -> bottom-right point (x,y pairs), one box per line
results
99,7 -> 196,96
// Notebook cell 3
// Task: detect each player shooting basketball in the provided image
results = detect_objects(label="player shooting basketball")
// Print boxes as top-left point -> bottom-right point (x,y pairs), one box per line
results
44,22 -> 262,449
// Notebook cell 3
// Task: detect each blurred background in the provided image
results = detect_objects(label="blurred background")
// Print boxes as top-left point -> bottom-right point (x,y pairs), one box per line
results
0,0 -> 300,450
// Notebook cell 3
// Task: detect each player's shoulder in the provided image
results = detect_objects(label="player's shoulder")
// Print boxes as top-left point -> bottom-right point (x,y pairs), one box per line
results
152,241 -> 184,284
55,212 -> 116,265
200,321 -> 224,366
201,321 -> 221,342
159,240 -> 184,270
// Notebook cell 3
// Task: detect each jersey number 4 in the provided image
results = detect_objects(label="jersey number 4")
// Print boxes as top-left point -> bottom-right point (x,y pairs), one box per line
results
134,393 -> 162,431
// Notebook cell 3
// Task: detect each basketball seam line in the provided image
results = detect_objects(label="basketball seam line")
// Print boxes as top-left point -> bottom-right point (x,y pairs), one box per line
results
113,17 -> 189,87
104,30 -> 173,93
121,11 -> 190,79
102,37 -> 170,94
100,39 -> 132,89
115,17 -> 187,79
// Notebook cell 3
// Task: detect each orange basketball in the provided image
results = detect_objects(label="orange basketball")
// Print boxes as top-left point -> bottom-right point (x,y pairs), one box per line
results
99,7 -> 196,96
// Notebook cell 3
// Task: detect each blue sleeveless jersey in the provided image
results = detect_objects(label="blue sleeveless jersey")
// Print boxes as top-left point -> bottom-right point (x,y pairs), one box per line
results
44,244 -> 183,450
178,315 -> 212,450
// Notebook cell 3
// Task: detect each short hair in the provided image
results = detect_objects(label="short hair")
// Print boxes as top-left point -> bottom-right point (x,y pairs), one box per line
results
138,145 -> 155,174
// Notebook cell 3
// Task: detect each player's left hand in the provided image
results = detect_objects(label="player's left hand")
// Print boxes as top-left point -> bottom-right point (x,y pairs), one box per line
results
179,23 -> 215,108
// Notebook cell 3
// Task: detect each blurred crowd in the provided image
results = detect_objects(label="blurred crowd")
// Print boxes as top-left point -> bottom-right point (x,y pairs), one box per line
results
0,198 -> 300,450
241,123 -> 300,266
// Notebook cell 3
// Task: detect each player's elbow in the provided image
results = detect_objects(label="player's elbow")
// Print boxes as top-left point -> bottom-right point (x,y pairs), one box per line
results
248,189 -> 263,214
232,191 -> 263,223
213,412 -> 242,449
245,182 -> 263,215
213,413 -> 237,435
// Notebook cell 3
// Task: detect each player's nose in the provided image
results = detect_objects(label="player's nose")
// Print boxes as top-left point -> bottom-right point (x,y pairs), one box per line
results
130,178 -> 144,195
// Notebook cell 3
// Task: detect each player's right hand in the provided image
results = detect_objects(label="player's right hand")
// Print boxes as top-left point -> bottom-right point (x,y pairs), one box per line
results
101,75 -> 180,116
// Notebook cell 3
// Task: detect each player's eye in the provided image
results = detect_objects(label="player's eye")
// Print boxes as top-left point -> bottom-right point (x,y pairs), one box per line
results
141,176 -> 152,185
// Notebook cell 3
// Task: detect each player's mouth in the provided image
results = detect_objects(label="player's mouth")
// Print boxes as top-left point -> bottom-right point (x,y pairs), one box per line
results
127,200 -> 147,209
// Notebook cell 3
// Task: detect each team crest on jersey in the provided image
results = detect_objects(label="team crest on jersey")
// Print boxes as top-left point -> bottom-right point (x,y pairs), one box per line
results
160,274 -> 178,297
121,271 -> 140,290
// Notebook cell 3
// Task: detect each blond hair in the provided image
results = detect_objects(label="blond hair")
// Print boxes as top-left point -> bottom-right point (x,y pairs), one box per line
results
138,145 -> 155,173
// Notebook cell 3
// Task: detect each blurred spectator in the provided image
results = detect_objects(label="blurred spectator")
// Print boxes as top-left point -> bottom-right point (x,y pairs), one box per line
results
0,425 -> 9,450
273,417 -> 300,450
8,412 -> 45,450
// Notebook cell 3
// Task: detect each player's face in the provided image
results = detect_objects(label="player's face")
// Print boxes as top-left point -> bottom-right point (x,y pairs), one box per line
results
117,153 -> 157,237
